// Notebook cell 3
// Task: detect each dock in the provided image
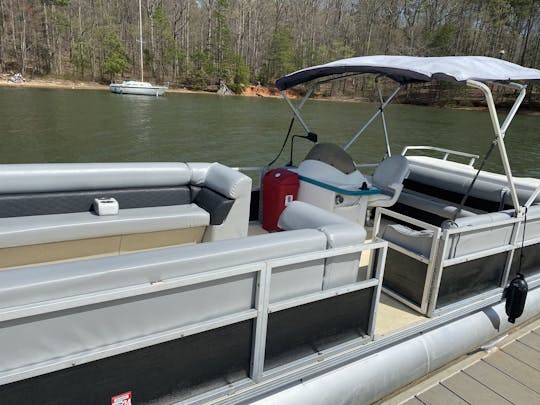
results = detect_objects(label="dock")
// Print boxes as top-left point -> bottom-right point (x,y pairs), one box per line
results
382,317 -> 540,404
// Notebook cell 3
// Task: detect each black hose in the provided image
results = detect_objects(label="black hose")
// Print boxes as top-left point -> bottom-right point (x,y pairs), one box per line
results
267,117 -> 295,167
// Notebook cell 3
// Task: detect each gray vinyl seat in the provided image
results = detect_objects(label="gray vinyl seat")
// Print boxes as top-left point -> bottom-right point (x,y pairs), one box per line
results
367,155 -> 410,209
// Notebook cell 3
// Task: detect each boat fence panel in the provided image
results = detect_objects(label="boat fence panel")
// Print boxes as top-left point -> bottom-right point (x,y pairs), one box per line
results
0,238 -> 387,404
374,206 -> 540,317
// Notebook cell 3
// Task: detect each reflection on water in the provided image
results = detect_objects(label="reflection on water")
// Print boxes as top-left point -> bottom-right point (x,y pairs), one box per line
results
0,87 -> 538,177
115,94 -> 163,147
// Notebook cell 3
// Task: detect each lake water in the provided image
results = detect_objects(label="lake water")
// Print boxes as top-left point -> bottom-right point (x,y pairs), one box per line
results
1,87 -> 539,177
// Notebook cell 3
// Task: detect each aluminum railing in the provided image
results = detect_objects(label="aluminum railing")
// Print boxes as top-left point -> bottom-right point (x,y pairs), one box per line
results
374,207 -> 540,317
401,145 -> 479,166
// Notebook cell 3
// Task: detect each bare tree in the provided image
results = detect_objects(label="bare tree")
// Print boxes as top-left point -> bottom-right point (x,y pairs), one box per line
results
0,0 -> 538,103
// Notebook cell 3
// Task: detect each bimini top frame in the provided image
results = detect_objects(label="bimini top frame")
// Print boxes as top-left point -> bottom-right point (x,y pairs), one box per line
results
276,55 -> 540,215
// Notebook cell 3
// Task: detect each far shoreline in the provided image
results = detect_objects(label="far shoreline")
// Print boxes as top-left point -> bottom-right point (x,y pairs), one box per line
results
0,77 -> 287,98
1,77 -> 539,115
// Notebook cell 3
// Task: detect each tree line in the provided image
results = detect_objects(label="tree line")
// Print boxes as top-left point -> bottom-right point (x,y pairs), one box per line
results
1,0 -> 539,101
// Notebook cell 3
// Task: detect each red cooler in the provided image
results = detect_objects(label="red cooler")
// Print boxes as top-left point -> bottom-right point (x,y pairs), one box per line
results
262,168 -> 299,231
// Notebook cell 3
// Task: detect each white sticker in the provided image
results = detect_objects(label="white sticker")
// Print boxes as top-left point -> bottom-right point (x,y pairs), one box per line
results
285,195 -> 294,205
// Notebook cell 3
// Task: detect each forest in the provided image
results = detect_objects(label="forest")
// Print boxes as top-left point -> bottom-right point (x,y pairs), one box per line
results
1,0 -> 540,100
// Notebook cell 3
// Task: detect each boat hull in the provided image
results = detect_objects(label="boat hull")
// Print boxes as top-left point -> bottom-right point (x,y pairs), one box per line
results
109,84 -> 166,96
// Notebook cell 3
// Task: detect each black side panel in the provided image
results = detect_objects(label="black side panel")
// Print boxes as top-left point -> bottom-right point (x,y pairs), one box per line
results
437,253 -> 506,308
403,179 -> 503,212
0,320 -> 253,405
193,187 -> 234,225
383,249 -> 427,306
265,289 -> 373,370
0,186 -> 192,217
510,243 -> 540,279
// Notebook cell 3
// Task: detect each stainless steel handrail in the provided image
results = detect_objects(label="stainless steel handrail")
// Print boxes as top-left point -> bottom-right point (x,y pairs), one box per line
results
401,145 -> 479,166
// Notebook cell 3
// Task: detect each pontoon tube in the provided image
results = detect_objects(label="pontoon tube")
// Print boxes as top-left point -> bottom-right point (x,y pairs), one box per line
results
254,286 -> 540,405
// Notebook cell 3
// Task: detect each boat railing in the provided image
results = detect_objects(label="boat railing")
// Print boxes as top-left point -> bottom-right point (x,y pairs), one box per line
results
182,238 -> 388,404
355,163 -> 379,169
374,205 -> 540,317
401,145 -> 479,166
0,235 -> 388,398
250,239 -> 388,381
235,150 -> 477,184
373,208 -> 442,315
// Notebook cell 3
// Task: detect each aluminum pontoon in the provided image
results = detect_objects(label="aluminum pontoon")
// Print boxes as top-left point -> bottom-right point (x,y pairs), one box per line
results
1,56 -> 540,404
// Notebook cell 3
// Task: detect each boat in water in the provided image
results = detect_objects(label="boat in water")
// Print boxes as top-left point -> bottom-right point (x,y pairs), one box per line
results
1,56 -> 540,404
109,0 -> 166,97
110,80 -> 166,97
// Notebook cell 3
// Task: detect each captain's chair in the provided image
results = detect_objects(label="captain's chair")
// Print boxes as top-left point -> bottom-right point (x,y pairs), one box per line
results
367,155 -> 410,209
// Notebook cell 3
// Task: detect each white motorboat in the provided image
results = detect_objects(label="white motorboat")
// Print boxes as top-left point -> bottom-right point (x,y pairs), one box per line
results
109,0 -> 166,97
1,56 -> 540,404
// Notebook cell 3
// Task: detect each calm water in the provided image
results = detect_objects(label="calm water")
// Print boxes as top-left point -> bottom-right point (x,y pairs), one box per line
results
1,87 -> 539,177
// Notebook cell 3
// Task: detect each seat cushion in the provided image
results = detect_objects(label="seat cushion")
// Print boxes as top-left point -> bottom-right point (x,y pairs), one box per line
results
382,224 -> 434,257
193,187 -> 234,225
0,162 -> 192,193
0,229 -> 327,309
399,191 -> 478,220
278,200 -> 351,230
0,204 -> 210,248
373,155 -> 410,191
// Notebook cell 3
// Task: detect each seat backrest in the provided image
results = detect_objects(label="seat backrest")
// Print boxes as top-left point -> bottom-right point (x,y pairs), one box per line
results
373,155 -> 410,191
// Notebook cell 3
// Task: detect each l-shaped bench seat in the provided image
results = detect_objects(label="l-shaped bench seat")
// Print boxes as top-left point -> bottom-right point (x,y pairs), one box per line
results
0,162 -> 252,268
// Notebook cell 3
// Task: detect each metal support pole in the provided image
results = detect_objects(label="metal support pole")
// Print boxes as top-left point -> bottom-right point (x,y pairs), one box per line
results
344,85 -> 401,151
500,84 -> 526,135
525,183 -> 540,208
280,88 -> 314,135
376,78 -> 392,157
250,265 -> 271,382
367,244 -> 388,336
501,218 -> 522,291
466,80 -> 522,214
298,86 -> 314,110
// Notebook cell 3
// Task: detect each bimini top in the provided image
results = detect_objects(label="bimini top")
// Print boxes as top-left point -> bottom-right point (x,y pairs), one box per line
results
276,55 -> 540,90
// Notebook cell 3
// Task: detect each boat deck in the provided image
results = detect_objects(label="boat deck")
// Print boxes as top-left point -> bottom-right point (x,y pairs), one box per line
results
381,317 -> 540,405
375,293 -> 425,336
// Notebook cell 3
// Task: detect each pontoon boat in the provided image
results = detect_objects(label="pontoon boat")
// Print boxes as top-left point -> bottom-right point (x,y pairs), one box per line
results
1,56 -> 539,404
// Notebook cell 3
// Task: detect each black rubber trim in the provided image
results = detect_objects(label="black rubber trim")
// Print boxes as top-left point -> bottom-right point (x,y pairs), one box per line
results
0,186 -> 191,218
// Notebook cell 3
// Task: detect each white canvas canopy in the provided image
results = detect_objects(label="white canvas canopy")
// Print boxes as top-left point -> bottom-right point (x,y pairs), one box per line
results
276,55 -> 540,214
276,55 -> 540,90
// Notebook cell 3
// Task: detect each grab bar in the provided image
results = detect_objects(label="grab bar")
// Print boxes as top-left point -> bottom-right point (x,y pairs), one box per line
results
401,146 -> 479,166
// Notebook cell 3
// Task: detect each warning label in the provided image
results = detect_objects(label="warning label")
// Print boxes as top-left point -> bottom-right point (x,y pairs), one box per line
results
111,391 -> 132,405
